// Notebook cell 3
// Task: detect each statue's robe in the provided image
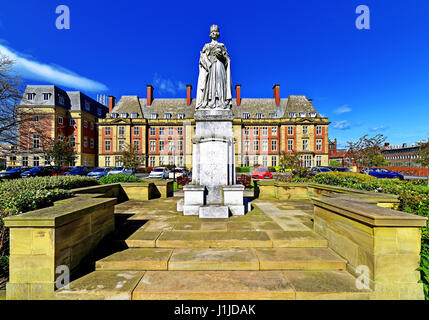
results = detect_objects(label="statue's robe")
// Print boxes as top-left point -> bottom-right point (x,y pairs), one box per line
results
196,41 -> 232,109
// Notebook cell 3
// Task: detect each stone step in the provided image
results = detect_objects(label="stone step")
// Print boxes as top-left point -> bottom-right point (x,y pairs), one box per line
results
94,247 -> 346,271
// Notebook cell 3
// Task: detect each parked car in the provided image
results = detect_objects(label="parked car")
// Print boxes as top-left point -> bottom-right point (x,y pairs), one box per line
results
251,167 -> 273,179
21,166 -> 54,178
169,168 -> 185,179
64,166 -> 91,176
330,167 -> 352,172
309,167 -> 332,176
52,166 -> 71,176
87,167 -> 111,179
0,167 -> 28,180
107,167 -> 133,176
361,168 -> 404,180
149,167 -> 170,179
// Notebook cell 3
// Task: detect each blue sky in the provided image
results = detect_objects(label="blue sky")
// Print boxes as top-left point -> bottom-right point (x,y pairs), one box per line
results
0,0 -> 428,148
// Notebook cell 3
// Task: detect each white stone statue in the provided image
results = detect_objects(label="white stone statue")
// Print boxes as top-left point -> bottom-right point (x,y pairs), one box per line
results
196,25 -> 232,110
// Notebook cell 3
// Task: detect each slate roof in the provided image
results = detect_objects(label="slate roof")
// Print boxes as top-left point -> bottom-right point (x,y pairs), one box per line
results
109,95 -> 322,120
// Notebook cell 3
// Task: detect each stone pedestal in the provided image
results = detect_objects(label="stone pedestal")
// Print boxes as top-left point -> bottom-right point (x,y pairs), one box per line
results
180,109 -> 245,219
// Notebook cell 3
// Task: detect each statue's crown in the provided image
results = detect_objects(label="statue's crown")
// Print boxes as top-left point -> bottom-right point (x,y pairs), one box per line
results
210,25 -> 219,33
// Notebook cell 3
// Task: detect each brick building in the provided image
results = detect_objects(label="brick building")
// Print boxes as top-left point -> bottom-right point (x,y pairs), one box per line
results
98,84 -> 330,169
382,142 -> 426,167
8,85 -> 109,168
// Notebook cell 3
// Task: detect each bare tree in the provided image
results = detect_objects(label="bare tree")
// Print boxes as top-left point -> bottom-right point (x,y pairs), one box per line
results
0,55 -> 24,145
346,134 -> 387,170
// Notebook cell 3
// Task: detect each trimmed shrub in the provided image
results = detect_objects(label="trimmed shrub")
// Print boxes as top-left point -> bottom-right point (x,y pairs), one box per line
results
99,174 -> 143,184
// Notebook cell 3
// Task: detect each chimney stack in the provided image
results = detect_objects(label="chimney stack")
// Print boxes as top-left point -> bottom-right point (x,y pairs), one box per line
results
108,96 -> 116,113
235,85 -> 242,106
147,85 -> 154,106
186,84 -> 192,106
273,84 -> 280,106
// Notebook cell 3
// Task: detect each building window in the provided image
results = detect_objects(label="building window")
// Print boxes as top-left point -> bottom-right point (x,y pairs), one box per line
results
168,127 -> 174,136
97,108 -> 102,117
133,140 -> 140,152
253,127 -> 259,136
159,156 -> 164,166
316,140 -> 322,152
289,112 -> 297,118
244,156 -> 250,167
256,113 -> 263,119
150,127 -> 156,136
299,112 -> 306,117
178,156 -> 183,167
302,126 -> 308,135
111,113 -> 118,119
115,156 -> 122,167
105,127 -> 111,135
105,140 -> 111,152
254,140 -> 259,151
119,126 -> 125,136
302,139 -> 309,151
288,139 -> 294,152
269,113 -> 276,119
159,141 -> 165,152
253,156 -> 258,166
27,93 -> 35,100
83,120 -> 88,128
316,126 -> 322,135
44,156 -> 50,166
33,133 -> 40,149
70,119 -> 76,126
131,113 -> 138,119
178,127 -> 183,136
168,141 -> 175,152
22,156 -> 29,167
243,113 -> 250,119
149,157 -> 155,167
169,156 -> 174,166
33,156 -> 40,167
134,127 -> 140,136
150,141 -> 156,152
34,115 -> 39,122
287,126 -> 293,135
58,117 -> 63,125
271,127 -> 277,136
85,101 -> 91,111
164,113 -> 171,119
262,140 -> 268,152
178,140 -> 183,151
271,156 -> 277,167
244,140 -> 250,152
316,155 -> 322,167
262,127 -> 268,136
159,128 -> 165,136
58,135 -> 64,142
84,137 -> 88,148
105,157 -> 111,167
244,128 -> 250,135
151,113 -> 158,119
90,122 -> 94,130
262,156 -> 268,167
310,112 -> 317,118
59,96 -> 65,106
70,135 -> 76,148
121,113 -> 128,119
271,140 -> 278,151
90,139 -> 94,149
118,140 -> 125,151
178,113 -> 185,119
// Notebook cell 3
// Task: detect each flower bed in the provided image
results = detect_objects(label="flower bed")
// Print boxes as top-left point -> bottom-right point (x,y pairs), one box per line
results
0,176 -> 99,278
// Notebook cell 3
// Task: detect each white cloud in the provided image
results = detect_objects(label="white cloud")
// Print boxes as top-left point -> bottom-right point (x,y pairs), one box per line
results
332,120 -> 352,130
334,104 -> 352,114
371,125 -> 389,132
153,73 -> 186,96
0,43 -> 108,92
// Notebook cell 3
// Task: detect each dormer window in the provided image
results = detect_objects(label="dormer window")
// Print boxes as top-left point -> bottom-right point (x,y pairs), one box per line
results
97,108 -> 102,117
243,113 -> 250,119
151,113 -> 158,119
299,112 -> 307,117
164,113 -> 172,119
131,113 -> 138,119
58,95 -> 65,106
269,113 -> 276,119
178,113 -> 185,119
121,113 -> 128,119
27,93 -> 36,100
310,112 -> 317,118
111,113 -> 118,119
43,93 -> 51,100
256,113 -> 263,119
289,112 -> 297,118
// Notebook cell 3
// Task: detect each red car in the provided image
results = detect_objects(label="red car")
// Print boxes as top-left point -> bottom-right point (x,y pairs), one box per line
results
251,167 -> 273,179
52,166 -> 71,176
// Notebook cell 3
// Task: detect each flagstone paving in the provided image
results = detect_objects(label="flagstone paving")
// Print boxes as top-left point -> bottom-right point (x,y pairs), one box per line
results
56,197 -> 372,300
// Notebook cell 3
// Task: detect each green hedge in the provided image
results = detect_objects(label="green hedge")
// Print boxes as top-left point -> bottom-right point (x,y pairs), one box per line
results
99,174 -> 143,184
0,176 -> 99,276
312,172 -> 429,299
